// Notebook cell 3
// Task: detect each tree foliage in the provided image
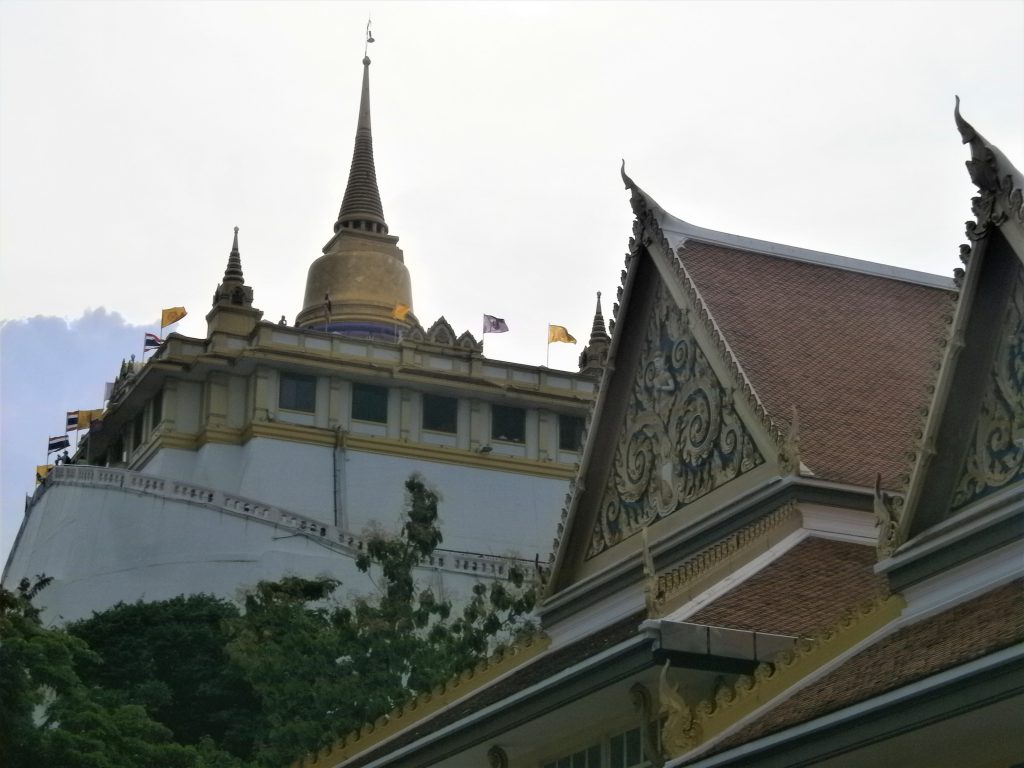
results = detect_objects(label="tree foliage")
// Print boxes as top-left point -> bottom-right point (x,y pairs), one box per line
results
0,576 -> 235,768
4,475 -> 536,767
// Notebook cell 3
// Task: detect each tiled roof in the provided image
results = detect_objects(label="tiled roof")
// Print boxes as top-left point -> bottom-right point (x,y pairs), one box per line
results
708,578 -> 1024,754
678,243 -> 953,489
686,537 -> 886,636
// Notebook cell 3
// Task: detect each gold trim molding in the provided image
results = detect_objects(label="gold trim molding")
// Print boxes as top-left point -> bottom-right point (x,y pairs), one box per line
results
146,425 -> 577,480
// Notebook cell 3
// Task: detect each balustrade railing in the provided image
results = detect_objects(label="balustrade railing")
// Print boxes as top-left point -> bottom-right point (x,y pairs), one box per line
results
35,465 -> 537,581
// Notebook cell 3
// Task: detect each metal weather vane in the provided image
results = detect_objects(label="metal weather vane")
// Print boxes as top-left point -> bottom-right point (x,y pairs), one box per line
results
364,17 -> 375,57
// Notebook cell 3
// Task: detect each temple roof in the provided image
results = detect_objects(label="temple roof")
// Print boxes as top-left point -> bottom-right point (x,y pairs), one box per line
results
676,240 -> 953,489
700,578 -> 1023,760
683,538 -> 885,636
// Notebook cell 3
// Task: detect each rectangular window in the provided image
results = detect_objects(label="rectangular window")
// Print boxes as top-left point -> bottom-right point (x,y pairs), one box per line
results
151,390 -> 163,427
491,404 -> 525,443
609,727 -> 647,768
422,394 -> 458,433
543,744 -> 601,768
352,383 -> 388,423
559,414 -> 585,451
279,373 -> 316,413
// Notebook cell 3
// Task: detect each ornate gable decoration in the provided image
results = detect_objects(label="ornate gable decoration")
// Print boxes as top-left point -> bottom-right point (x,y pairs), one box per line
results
951,266 -> 1024,510
586,280 -> 764,559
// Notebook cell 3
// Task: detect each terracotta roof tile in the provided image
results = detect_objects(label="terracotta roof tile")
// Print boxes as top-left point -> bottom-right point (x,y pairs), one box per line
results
686,537 -> 885,636
678,244 -> 953,488
710,578 -> 1024,754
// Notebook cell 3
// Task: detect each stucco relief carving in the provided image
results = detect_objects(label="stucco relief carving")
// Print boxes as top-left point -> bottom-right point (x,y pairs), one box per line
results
951,267 -> 1024,510
586,282 -> 763,559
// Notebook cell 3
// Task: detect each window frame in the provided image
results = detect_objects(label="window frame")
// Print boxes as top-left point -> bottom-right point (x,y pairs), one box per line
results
422,393 -> 458,434
279,373 -> 317,414
491,404 -> 526,444
351,382 -> 389,424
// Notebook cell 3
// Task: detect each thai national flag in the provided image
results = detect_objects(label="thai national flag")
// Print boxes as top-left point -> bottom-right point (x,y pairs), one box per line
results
48,435 -> 70,453
66,411 -> 79,432
144,332 -> 164,352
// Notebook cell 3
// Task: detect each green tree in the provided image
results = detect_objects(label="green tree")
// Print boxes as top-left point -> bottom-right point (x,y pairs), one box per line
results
227,475 -> 537,766
7,475 -> 535,767
68,594 -> 261,759
0,577 -> 235,768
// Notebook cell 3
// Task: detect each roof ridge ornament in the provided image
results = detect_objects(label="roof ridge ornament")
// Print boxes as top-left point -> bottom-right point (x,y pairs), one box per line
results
955,96 -> 1024,240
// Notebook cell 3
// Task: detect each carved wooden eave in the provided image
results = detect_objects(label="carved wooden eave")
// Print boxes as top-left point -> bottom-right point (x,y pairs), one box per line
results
544,168 -> 790,600
882,101 -> 1024,564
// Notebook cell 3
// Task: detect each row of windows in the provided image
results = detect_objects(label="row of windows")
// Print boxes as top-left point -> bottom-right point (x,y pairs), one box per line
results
543,725 -> 650,768
279,374 -> 585,450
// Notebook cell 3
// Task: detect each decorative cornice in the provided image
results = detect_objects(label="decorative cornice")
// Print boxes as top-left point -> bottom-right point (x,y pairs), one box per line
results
151,424 -> 578,481
659,593 -> 905,758
298,633 -> 551,768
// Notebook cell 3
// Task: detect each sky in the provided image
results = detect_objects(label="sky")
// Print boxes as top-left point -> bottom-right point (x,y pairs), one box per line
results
1,0 -> 1023,562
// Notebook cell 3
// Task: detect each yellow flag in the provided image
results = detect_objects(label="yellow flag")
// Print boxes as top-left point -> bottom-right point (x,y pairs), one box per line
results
36,464 -> 54,484
77,409 -> 105,429
161,306 -> 187,328
392,303 -> 412,321
548,324 -> 577,344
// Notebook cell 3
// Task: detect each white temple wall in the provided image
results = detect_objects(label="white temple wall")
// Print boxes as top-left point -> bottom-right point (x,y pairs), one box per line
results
138,439 -> 568,557
2,480 -> 503,625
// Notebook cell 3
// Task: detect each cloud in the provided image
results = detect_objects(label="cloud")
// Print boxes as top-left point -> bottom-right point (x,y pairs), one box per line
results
1,309 -> 148,563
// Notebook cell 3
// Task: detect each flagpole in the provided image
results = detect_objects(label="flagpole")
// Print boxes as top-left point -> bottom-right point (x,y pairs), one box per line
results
546,322 -> 550,368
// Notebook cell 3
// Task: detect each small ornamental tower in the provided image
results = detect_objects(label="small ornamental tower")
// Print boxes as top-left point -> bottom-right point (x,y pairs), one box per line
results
206,227 -> 263,339
295,51 -> 415,338
578,291 -> 611,375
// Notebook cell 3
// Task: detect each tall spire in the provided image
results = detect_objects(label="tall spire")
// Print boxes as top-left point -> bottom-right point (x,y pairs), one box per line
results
579,291 -> 611,376
334,52 -> 388,235
212,226 -> 253,309
224,226 -> 244,283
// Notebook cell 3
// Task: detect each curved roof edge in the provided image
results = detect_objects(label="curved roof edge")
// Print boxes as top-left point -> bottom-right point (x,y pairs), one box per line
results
620,164 -> 954,291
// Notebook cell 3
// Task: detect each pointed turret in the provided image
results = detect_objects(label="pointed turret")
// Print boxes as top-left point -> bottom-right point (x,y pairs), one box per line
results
296,50 -> 414,338
579,291 -> 611,375
207,227 -> 262,339
212,227 -> 253,308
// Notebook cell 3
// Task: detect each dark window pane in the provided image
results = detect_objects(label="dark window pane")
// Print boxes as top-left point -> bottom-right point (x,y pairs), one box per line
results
352,383 -> 388,423
151,390 -> 163,427
610,733 -> 624,768
491,404 -> 525,443
572,752 -> 586,768
422,394 -> 457,433
587,746 -> 601,767
280,373 -> 316,413
626,727 -> 641,765
132,414 -> 143,447
558,414 -> 584,451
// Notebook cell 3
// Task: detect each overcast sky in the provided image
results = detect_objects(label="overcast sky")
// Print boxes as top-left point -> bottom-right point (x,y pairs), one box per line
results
2,0 -> 1022,561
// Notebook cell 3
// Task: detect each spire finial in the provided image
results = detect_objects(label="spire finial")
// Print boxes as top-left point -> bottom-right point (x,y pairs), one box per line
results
224,226 -> 243,282
334,23 -> 388,236
364,16 -> 374,60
